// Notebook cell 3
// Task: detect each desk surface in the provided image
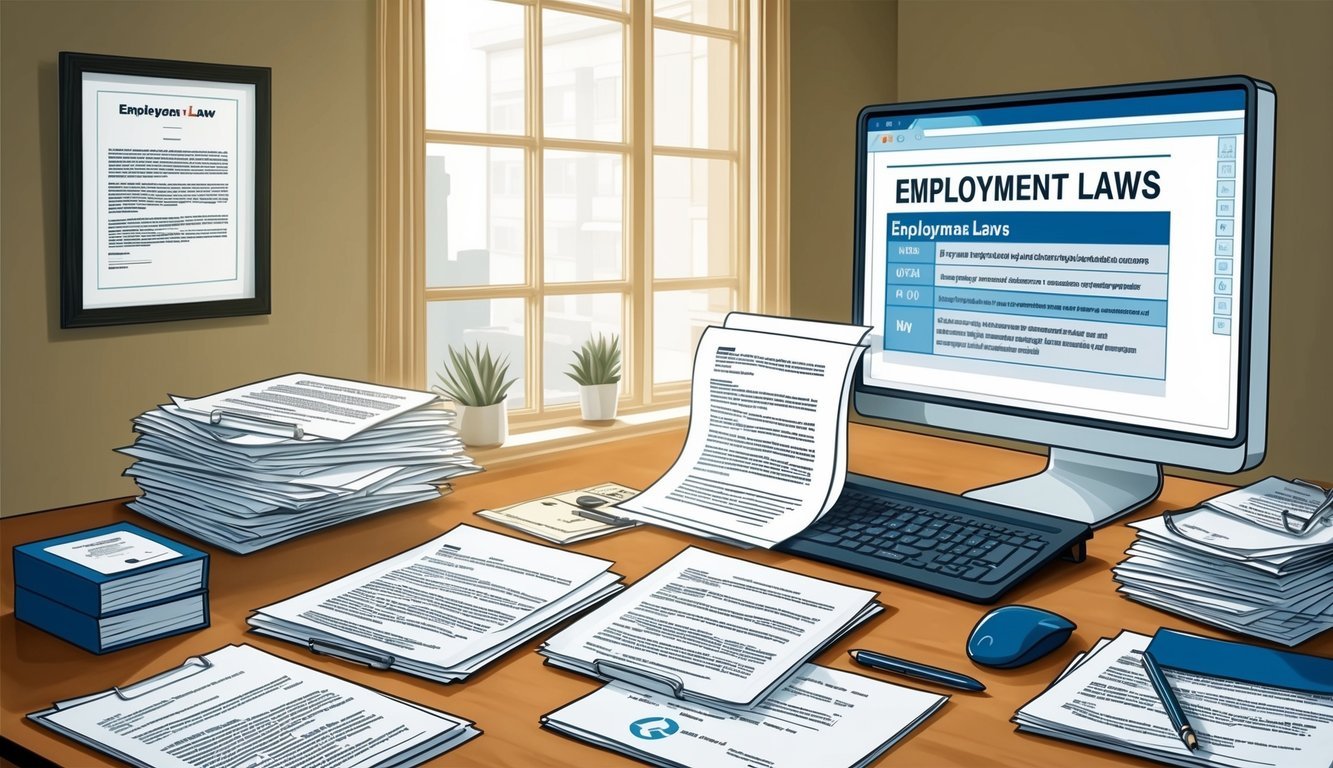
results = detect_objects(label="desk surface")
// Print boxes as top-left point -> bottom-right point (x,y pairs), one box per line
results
3,425 -> 1328,767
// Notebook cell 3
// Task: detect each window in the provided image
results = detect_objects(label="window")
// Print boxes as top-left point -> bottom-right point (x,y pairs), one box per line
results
378,0 -> 787,431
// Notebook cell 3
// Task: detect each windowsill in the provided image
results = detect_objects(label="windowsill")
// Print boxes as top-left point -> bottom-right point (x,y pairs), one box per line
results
467,406 -> 690,469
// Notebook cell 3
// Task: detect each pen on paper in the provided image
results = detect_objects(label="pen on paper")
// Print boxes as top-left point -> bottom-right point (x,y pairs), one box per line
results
1141,650 -> 1198,751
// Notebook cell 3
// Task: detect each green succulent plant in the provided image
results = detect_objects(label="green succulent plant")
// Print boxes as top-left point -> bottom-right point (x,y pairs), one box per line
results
434,343 -> 516,407
565,333 -> 622,386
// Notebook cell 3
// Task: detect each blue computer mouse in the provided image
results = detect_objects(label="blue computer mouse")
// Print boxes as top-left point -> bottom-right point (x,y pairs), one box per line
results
966,605 -> 1076,668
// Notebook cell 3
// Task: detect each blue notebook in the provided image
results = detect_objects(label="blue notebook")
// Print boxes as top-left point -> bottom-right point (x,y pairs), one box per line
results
13,522 -> 208,616
14,587 -> 209,654
1147,628 -> 1333,694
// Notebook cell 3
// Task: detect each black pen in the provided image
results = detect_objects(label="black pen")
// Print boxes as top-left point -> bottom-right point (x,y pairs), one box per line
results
1142,650 -> 1198,751
848,649 -> 986,692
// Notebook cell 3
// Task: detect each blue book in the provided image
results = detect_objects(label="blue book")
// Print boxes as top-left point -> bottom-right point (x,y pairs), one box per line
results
14,587 -> 209,654
13,523 -> 208,616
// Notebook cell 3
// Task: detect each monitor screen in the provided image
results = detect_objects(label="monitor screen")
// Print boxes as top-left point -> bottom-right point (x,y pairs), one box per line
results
857,84 -> 1256,444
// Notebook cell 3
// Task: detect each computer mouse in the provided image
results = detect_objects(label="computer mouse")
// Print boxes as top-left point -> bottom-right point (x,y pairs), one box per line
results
966,605 -> 1075,668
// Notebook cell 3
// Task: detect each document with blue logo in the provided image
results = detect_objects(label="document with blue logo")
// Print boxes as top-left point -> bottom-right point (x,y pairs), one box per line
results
542,664 -> 945,768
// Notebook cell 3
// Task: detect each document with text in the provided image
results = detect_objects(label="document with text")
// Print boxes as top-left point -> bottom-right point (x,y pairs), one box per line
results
1014,630 -> 1333,767
249,525 -> 624,682
539,547 -> 882,708
172,373 -> 439,441
30,644 -> 479,768
542,664 -> 946,768
614,314 -> 869,548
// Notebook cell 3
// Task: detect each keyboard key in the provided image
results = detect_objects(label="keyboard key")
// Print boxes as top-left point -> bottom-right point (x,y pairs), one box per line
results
893,544 -> 924,557
915,538 -> 940,550
808,532 -> 841,544
900,535 -> 919,546
857,544 -> 878,554
865,526 -> 886,535
963,566 -> 989,581
875,549 -> 907,562
904,524 -> 923,535
1022,539 -> 1044,549
982,544 -> 1016,563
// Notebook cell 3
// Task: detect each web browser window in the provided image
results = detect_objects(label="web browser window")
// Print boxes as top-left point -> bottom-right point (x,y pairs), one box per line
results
860,90 -> 1247,438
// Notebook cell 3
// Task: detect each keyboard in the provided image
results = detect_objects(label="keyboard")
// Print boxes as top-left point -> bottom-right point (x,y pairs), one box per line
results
776,474 -> 1093,603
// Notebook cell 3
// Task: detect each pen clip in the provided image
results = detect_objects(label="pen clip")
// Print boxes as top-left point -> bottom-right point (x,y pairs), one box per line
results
210,409 -> 305,440
594,659 -> 685,698
307,639 -> 395,670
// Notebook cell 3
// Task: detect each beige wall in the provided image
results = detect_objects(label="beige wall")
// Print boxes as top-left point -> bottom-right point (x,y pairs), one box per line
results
789,0 -> 898,321
791,0 -> 1331,483
1,0 -> 376,515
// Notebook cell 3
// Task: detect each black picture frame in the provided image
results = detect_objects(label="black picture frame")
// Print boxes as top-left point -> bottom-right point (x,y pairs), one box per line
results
59,52 -> 271,328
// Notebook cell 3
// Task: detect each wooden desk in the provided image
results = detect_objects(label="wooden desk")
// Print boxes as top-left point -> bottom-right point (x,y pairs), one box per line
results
3,425 -> 1327,767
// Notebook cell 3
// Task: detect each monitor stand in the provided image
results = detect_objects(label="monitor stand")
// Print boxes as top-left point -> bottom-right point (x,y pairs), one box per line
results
963,447 -> 1162,528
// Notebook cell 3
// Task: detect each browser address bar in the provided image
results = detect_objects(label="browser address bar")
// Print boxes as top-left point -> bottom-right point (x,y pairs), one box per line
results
922,110 -> 1244,137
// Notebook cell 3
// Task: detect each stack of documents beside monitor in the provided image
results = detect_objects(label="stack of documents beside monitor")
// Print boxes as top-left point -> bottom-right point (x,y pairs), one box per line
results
542,664 -> 945,768
1013,628 -> 1333,767
1113,478 -> 1333,646
249,525 -> 624,682
30,644 -> 480,767
540,547 -> 884,707
612,313 -> 870,549
119,373 -> 478,553
14,522 -> 209,654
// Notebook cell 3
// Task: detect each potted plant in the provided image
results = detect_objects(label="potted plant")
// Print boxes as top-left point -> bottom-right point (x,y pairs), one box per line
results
566,333 -> 621,422
434,343 -> 516,448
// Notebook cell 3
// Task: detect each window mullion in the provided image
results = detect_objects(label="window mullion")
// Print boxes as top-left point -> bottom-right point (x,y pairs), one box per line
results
528,2 -> 545,417
633,0 -> 651,407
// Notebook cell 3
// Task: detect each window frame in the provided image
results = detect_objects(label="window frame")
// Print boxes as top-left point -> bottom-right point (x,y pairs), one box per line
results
377,0 -> 788,432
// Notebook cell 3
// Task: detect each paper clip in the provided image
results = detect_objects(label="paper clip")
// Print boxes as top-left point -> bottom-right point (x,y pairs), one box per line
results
1283,479 -> 1333,536
593,659 -> 685,698
307,639 -> 395,670
112,655 -> 214,701
210,409 -> 305,440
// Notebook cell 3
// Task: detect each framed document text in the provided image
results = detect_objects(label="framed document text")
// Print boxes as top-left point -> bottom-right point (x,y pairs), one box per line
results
59,52 -> 271,327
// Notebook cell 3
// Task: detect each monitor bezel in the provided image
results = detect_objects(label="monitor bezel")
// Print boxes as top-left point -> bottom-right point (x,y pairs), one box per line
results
852,75 -> 1266,452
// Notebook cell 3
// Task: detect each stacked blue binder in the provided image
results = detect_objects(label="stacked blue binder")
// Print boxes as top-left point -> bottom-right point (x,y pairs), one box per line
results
13,522 -> 209,653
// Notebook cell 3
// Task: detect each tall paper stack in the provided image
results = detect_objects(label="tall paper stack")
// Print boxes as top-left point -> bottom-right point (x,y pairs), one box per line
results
118,374 -> 479,554
1113,501 -> 1333,646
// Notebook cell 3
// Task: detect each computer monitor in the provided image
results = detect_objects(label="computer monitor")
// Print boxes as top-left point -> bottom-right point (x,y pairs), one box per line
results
853,76 -> 1275,527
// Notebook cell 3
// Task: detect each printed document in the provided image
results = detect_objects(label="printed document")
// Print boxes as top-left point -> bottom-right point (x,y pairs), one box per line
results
542,664 -> 946,768
614,314 -> 869,548
477,482 -> 642,544
29,644 -> 479,768
1189,476 -> 1333,537
1014,630 -> 1333,767
173,373 -> 438,440
540,547 -> 882,708
249,525 -> 624,682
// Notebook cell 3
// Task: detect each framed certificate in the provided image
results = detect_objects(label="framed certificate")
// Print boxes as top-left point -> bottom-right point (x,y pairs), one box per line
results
59,52 -> 271,328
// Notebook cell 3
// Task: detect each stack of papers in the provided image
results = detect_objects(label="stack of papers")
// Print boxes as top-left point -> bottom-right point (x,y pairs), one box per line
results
1113,479 -> 1333,646
30,644 -> 480,767
613,313 -> 870,549
119,374 -> 479,553
249,525 -> 624,682
542,664 -> 945,768
1013,629 -> 1333,767
540,547 -> 883,708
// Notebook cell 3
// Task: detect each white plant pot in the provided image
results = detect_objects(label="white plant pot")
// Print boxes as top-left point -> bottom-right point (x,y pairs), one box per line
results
579,382 -> 619,422
455,401 -> 508,448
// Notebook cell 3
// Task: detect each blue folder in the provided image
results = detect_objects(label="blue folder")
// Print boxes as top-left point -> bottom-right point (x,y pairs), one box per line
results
1146,628 -> 1333,694
13,522 -> 208,616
